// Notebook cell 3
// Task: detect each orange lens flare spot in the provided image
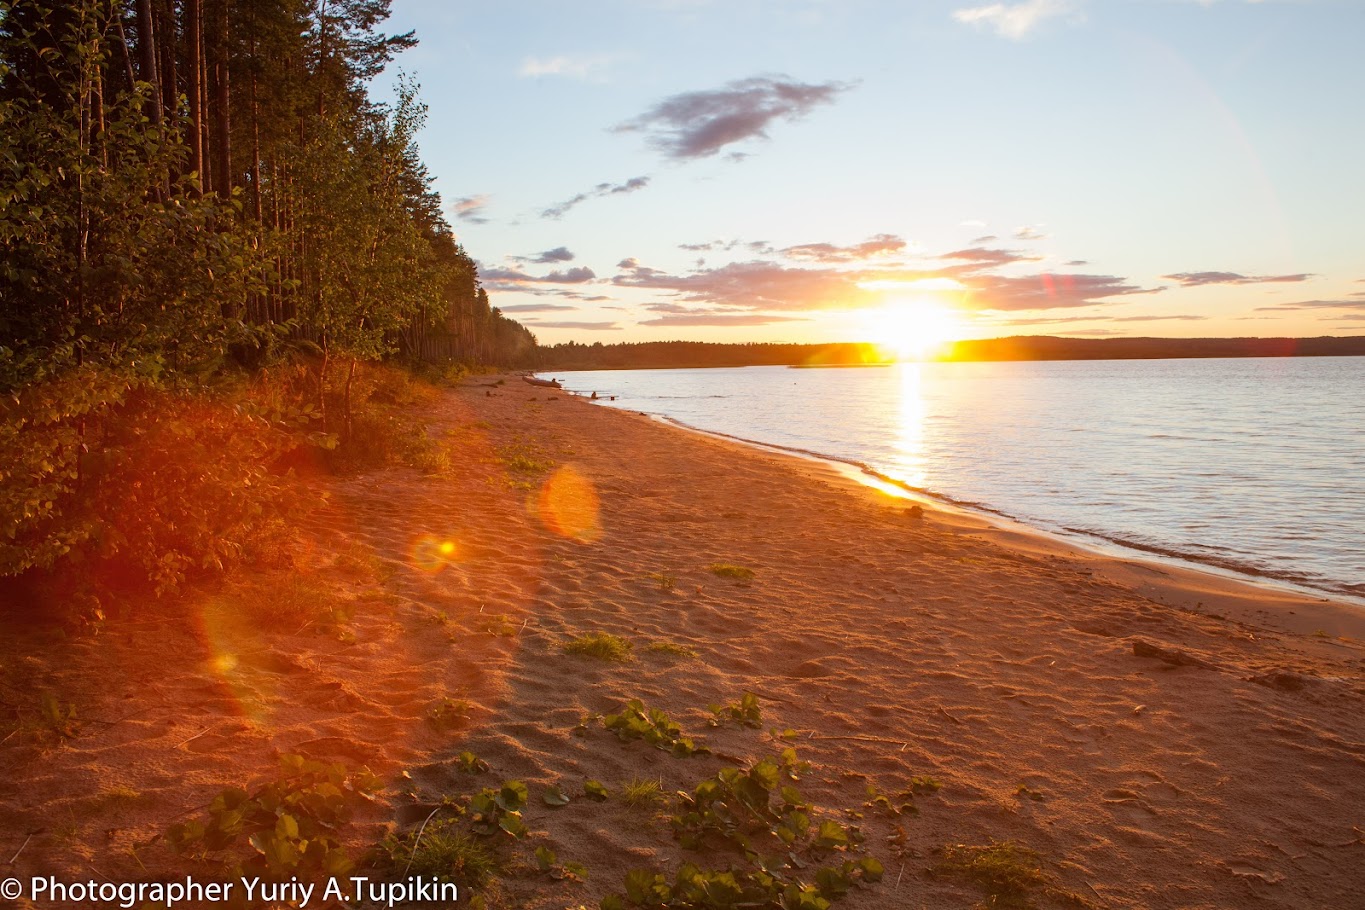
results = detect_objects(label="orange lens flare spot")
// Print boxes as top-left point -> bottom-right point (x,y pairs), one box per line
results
537,466 -> 601,543
412,535 -> 461,573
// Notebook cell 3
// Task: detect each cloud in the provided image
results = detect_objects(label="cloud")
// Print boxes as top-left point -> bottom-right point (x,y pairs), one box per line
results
1109,314 -> 1208,322
1163,271 -> 1313,287
1253,299 -> 1365,312
514,246 -> 576,265
639,312 -> 809,327
953,0 -> 1080,40
971,234 -> 999,244
1013,225 -> 1048,240
451,195 -> 491,224
939,247 -> 1042,267
479,265 -> 598,292
520,320 -> 623,331
613,254 -> 1152,313
518,55 -> 614,80
542,177 -> 651,219
616,75 -> 852,160
780,233 -> 907,263
496,303 -> 579,313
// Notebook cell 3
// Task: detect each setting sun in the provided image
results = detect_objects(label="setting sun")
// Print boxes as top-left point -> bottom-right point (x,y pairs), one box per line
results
869,300 -> 963,361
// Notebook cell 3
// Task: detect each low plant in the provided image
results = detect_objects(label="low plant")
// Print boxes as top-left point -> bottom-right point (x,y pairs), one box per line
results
708,563 -> 755,582
584,780 -> 610,801
622,778 -> 667,809
456,751 -> 490,774
709,692 -> 763,728
646,641 -> 698,659
603,699 -> 706,757
933,841 -> 1085,909
468,781 -> 529,839
563,632 -> 633,663
647,572 -> 677,592
864,777 -> 941,817
167,754 -> 381,878
497,441 -> 554,475
534,845 -> 587,882
39,692 -> 79,740
378,817 -> 497,887
428,697 -> 471,732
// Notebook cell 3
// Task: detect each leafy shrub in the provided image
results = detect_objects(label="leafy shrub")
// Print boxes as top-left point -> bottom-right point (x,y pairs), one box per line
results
709,692 -> 763,728
379,818 -> 497,886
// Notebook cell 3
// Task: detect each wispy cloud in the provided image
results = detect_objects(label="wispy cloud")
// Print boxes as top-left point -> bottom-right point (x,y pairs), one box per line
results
1253,299 -> 1365,312
542,177 -> 651,219
1163,271 -> 1313,287
780,234 -> 907,263
520,320 -> 623,331
451,195 -> 491,224
518,54 -> 615,81
495,303 -> 579,313
1013,225 -> 1048,240
514,246 -> 576,265
639,312 -> 808,327
939,247 -> 1042,267
953,0 -> 1080,40
480,265 -> 598,294
616,75 -> 853,160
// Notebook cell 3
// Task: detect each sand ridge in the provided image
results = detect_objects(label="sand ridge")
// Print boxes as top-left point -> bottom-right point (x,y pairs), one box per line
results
1,375 -> 1362,909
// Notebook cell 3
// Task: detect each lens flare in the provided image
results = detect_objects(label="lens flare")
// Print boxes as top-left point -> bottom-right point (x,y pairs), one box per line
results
536,465 -> 601,542
412,534 -> 462,573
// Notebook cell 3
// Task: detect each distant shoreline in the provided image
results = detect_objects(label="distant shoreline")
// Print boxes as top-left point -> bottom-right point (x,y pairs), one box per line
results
538,335 -> 1365,371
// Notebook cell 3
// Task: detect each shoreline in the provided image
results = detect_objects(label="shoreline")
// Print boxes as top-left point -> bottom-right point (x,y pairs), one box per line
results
628,404 -> 1365,643
543,370 -> 1365,615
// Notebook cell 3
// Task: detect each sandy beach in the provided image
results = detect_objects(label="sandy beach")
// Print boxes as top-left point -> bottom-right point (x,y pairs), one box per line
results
2,375 -> 1363,909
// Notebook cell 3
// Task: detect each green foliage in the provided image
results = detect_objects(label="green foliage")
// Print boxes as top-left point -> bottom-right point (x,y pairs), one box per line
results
468,781 -> 529,839
379,818 -> 497,887
542,784 -> 572,807
498,441 -> 555,475
603,699 -> 707,757
39,692 -> 78,740
864,777 -> 941,818
564,632 -> 634,663
606,856 -> 884,910
534,845 -> 587,882
622,778 -> 667,809
709,692 -> 763,729
427,697 -> 471,732
584,780 -> 610,802
708,563 -> 756,582
456,751 -> 490,774
167,755 -> 381,879
648,572 -> 677,592
647,641 -> 699,659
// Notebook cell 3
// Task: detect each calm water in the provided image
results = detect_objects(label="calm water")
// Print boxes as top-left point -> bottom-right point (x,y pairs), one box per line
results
551,358 -> 1365,600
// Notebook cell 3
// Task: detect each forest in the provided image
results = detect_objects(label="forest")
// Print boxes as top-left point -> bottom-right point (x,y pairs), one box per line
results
0,0 -> 537,599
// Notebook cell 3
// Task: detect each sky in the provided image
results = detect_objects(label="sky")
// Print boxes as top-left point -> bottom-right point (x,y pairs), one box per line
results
373,0 -> 1365,348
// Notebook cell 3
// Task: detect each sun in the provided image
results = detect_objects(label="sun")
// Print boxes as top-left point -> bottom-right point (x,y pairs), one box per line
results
872,299 -> 963,361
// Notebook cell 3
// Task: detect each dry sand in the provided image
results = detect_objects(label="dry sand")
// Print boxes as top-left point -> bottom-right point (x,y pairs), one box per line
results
2,375 -> 1363,909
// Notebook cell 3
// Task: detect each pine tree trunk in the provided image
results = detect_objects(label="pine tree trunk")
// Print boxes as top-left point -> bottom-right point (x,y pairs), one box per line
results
187,0 -> 205,191
212,0 -> 231,198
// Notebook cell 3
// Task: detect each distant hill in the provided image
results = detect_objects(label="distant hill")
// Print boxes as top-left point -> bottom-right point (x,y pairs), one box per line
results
538,336 -> 1365,370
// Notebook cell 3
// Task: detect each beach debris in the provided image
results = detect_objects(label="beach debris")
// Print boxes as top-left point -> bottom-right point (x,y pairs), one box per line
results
904,504 -> 924,520
1131,639 -> 1220,670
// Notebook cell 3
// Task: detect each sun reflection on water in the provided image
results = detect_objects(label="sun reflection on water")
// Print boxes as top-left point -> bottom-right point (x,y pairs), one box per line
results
893,362 -> 928,488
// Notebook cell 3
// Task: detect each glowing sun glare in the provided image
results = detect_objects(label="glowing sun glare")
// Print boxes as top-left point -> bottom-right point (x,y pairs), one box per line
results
875,300 -> 962,361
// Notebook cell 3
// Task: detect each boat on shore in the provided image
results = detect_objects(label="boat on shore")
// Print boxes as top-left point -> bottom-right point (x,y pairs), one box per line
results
523,375 -> 563,389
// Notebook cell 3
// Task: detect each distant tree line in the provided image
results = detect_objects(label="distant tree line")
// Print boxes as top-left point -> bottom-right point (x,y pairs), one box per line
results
539,336 -> 1365,371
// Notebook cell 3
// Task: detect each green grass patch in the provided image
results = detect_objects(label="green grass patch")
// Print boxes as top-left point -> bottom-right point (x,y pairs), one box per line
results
707,563 -> 755,582
934,841 -> 1085,909
646,641 -> 698,659
563,632 -> 634,663
379,818 -> 498,887
622,777 -> 667,809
